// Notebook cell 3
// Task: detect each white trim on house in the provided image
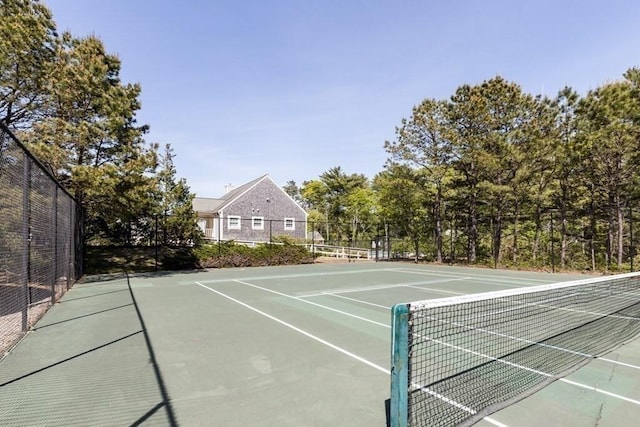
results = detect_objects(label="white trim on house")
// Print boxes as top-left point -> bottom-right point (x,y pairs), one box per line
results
284,217 -> 295,231
252,216 -> 264,230
213,217 -> 220,240
228,215 -> 241,230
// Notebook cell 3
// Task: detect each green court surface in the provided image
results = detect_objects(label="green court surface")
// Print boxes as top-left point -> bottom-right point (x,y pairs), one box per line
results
1,262 -> 639,426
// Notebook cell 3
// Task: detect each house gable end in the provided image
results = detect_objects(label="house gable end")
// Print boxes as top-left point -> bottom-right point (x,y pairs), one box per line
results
216,174 -> 268,212
223,175 -> 304,218
197,174 -> 307,242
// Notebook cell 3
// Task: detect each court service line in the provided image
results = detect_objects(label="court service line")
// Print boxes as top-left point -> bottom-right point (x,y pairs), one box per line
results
389,267 -> 556,286
403,284 -> 467,295
301,278 -> 471,298
328,292 -> 389,309
194,281 -> 388,375
233,280 -> 388,328
194,281 -> 508,427
196,268 -> 392,285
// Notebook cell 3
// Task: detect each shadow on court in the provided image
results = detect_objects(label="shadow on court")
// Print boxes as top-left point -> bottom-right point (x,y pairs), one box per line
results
0,273 -> 177,426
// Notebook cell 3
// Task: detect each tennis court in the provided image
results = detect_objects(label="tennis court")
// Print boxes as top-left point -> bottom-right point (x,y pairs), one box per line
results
0,262 -> 639,426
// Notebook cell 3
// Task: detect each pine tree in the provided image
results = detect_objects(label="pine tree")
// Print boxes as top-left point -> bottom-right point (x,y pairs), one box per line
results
157,144 -> 202,246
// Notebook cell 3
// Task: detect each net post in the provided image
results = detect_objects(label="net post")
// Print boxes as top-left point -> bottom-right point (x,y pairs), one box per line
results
390,303 -> 409,427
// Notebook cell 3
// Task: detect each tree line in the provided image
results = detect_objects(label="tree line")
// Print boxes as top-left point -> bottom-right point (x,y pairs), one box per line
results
1,0 -> 201,246
291,72 -> 640,272
4,1 -> 640,272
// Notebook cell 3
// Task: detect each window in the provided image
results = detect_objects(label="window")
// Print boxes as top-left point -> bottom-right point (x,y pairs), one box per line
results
284,218 -> 295,231
228,215 -> 241,230
252,216 -> 264,230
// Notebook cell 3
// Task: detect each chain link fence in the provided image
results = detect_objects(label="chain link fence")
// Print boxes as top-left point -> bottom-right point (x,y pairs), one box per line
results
0,122 -> 82,357
198,218 -> 379,260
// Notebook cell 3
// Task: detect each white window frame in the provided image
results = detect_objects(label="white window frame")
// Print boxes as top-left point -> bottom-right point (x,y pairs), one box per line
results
227,215 -> 241,230
284,218 -> 295,231
252,216 -> 264,230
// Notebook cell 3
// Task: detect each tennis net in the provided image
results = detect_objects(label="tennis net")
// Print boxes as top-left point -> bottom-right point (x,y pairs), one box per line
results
389,272 -> 640,427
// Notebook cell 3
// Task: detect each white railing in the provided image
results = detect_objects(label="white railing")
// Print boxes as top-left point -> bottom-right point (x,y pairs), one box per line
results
306,244 -> 372,260
200,238 -> 372,260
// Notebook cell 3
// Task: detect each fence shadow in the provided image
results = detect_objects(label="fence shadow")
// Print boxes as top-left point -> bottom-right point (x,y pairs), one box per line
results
0,274 -> 178,426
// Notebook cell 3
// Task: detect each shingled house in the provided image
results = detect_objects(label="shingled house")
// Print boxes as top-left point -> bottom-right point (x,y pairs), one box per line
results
193,174 -> 307,243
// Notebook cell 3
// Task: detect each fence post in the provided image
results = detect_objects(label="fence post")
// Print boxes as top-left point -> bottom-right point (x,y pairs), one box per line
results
155,214 -> 159,271
550,210 -> 555,273
386,224 -> 391,260
310,221 -> 315,257
21,157 -> 31,332
52,186 -> 58,302
217,214 -> 222,255
67,198 -> 73,290
67,199 -> 71,289
375,235 -> 379,262
630,205 -> 634,272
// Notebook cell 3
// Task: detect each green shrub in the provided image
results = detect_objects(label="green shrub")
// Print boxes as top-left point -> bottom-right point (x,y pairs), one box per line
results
197,242 -> 314,268
85,245 -> 200,274
271,234 -> 302,245
85,242 -> 315,274
160,247 -> 200,270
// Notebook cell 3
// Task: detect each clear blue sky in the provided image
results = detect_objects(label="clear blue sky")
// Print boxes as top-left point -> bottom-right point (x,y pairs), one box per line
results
43,0 -> 640,197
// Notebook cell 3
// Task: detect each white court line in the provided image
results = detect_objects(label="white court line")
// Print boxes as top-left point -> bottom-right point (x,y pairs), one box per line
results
301,278 -> 470,298
403,284 -> 467,295
196,268 -> 391,285
234,280 -> 389,328
304,281 -> 426,297
562,379 -> 640,405
314,281 -> 468,308
599,357 -> 640,370
328,292 -> 389,309
389,267 -> 557,286
194,281 -> 388,374
194,280 -> 507,427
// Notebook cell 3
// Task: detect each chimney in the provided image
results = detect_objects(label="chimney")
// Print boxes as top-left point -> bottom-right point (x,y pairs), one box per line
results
224,183 -> 233,194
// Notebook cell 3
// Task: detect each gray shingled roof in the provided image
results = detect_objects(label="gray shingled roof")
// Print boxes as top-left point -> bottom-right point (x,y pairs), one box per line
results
219,174 -> 266,203
193,174 -> 269,213
192,197 -> 224,213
